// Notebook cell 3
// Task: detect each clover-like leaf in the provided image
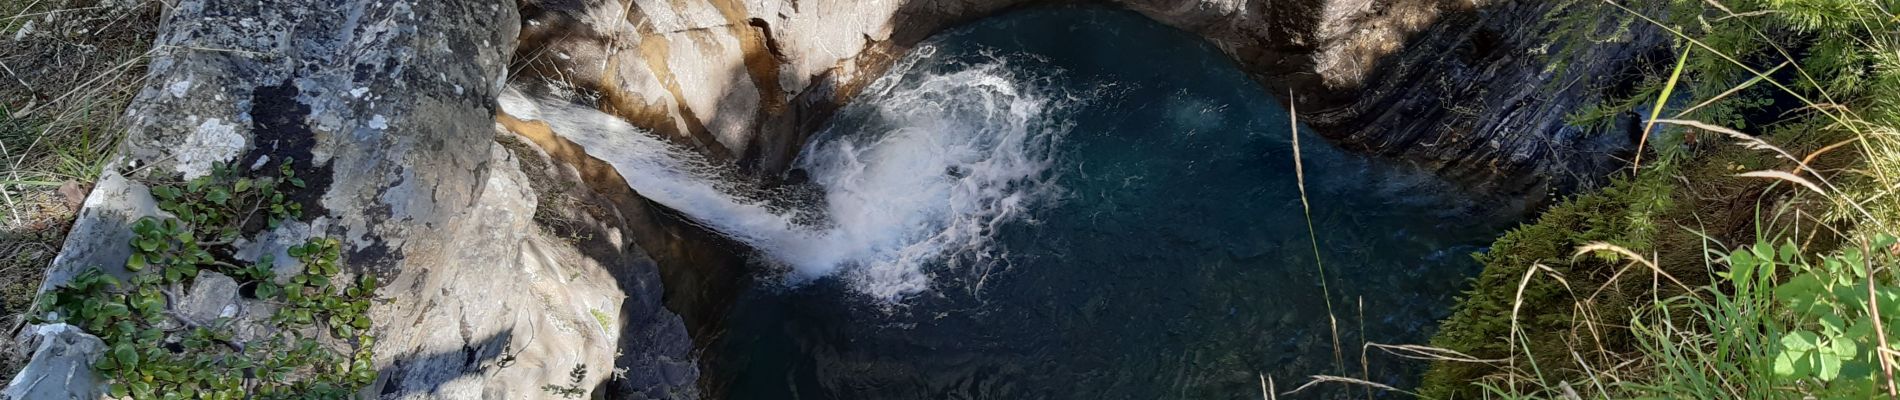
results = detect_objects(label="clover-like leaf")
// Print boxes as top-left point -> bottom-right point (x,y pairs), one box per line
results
1816,352 -> 1842,381
1782,330 -> 1820,351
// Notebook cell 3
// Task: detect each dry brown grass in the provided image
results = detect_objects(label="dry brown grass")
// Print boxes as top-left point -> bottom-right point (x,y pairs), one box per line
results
0,0 -> 162,379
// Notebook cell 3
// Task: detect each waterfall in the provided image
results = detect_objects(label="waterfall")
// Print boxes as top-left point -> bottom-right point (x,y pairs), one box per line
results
498,51 -> 1070,301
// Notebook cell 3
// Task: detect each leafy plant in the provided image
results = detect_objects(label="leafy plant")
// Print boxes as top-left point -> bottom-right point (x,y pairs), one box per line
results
1422,0 -> 1900,396
33,161 -> 376,399
1743,235 -> 1900,395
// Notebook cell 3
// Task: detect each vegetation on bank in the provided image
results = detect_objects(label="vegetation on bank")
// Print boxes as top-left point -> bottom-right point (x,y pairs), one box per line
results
1,0 -> 161,377
32,162 -> 378,398
4,3 -> 383,397
1419,0 -> 1900,397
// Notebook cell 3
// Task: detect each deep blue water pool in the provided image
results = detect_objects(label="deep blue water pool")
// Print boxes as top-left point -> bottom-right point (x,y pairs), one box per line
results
704,6 -> 1519,399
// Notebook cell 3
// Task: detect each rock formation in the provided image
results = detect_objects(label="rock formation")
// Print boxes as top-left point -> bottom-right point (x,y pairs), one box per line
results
6,0 -> 696,398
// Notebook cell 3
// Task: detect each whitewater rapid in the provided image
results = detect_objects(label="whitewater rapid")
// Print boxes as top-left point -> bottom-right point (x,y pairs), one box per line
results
498,52 -> 1069,301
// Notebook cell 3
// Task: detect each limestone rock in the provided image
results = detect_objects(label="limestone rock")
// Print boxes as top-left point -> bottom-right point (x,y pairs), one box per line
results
11,0 -> 697,398
2,324 -> 106,400
176,271 -> 240,324
41,172 -> 158,290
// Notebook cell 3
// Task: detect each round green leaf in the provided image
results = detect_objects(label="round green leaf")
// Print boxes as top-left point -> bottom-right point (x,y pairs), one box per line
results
113,343 -> 138,370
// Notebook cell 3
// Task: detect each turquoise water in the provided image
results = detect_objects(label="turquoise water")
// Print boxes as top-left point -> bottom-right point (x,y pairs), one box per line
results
705,7 -> 1519,399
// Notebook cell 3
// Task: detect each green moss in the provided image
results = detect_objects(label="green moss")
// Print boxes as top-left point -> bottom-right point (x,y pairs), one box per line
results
1423,0 -> 1900,393
1420,164 -> 1679,398
590,308 -> 614,331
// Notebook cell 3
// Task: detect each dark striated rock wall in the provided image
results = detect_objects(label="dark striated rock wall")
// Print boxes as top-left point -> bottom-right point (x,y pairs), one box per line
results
1301,0 -> 1662,195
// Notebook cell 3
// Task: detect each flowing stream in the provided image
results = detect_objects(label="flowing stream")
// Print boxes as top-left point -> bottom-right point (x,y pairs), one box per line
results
506,6 -> 1523,399
500,54 -> 1062,302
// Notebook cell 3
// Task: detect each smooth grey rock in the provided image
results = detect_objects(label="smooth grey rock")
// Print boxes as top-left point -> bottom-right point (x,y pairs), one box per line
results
177,271 -> 239,324
42,172 -> 158,290
372,143 -> 628,399
2,324 -> 105,400
232,219 -> 320,284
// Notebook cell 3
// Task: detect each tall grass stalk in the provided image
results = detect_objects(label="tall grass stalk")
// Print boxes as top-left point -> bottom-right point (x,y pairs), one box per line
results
1632,46 -> 1691,173
1287,92 -> 1346,374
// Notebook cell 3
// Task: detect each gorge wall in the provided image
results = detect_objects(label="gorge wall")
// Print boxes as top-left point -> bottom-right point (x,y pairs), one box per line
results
510,0 -> 1660,194
505,0 -> 1664,353
6,0 -> 1664,398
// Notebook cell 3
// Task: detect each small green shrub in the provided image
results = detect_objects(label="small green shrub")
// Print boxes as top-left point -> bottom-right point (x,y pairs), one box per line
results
1743,236 -> 1899,396
33,162 -> 377,399
1480,234 -> 1900,398
590,308 -> 613,331
1420,165 -> 1678,398
1424,0 -> 1900,396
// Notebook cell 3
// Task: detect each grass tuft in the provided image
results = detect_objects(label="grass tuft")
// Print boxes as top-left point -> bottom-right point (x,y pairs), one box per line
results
0,0 -> 162,378
1419,0 -> 1900,397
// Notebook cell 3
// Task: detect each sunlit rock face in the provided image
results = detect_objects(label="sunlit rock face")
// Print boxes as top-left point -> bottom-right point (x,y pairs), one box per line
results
512,0 -> 1658,195
7,0 -> 697,399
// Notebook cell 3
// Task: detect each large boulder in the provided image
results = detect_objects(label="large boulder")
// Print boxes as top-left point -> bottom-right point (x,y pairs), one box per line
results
9,0 -> 696,398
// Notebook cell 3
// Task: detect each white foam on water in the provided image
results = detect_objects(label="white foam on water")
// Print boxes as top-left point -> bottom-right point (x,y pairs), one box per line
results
499,52 -> 1068,301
